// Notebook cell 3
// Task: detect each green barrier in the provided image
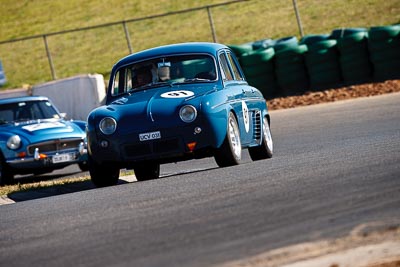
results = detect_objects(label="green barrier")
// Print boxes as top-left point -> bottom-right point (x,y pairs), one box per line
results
368,25 -> 400,81
330,28 -> 368,39
228,43 -> 253,58
274,44 -> 309,94
304,40 -> 342,88
334,31 -> 372,83
240,48 -> 275,66
299,34 -> 330,45
232,24 -> 399,98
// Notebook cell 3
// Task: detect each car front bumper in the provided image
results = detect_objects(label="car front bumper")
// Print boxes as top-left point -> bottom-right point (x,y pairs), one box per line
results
6,150 -> 87,170
89,123 -> 217,165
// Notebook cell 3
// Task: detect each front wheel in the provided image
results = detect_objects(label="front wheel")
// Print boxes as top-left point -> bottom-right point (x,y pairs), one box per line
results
78,161 -> 89,172
249,116 -> 273,161
0,158 -> 14,186
134,163 -> 160,181
214,112 -> 242,167
88,155 -> 120,187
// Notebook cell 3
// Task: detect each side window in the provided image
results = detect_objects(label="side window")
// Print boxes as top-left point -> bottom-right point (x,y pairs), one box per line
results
112,71 -> 120,96
218,53 -> 234,81
112,68 -> 132,96
126,68 -> 133,92
227,52 -> 244,81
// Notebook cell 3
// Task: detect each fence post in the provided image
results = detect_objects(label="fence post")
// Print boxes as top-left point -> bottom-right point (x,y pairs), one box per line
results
292,0 -> 304,38
123,21 -> 133,54
206,7 -> 218,43
43,35 -> 57,80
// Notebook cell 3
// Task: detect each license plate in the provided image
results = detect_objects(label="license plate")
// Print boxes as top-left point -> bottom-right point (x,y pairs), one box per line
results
139,131 -> 161,141
52,153 -> 73,163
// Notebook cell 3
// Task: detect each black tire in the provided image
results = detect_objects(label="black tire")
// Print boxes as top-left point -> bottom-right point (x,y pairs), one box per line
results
273,36 -> 298,52
249,116 -> 273,161
299,34 -> 329,45
274,44 -> 308,59
78,161 -> 89,172
368,25 -> 400,41
252,38 -> 276,50
247,75 -> 280,99
0,157 -> 14,185
336,32 -> 368,50
134,162 -> 160,181
330,28 -> 367,39
240,48 -> 275,66
307,40 -> 337,52
214,112 -> 242,167
243,61 -> 274,77
88,155 -> 119,187
228,44 -> 253,57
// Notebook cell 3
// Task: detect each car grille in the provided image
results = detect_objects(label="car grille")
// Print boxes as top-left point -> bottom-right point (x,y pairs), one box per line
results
252,110 -> 262,143
27,138 -> 83,155
124,138 -> 181,158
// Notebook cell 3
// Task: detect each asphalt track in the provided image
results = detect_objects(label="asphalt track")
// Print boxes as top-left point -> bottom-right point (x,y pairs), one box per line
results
0,93 -> 399,267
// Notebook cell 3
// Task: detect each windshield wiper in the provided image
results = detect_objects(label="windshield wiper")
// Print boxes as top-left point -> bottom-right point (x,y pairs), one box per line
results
185,78 -> 211,82
171,78 -> 213,85
14,118 -> 33,123
0,119 -> 9,125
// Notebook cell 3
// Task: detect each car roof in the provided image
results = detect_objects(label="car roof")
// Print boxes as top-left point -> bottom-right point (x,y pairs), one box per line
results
0,95 -> 50,105
113,42 -> 228,69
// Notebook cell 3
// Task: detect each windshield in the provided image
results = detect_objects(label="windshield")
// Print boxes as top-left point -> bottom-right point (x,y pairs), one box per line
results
0,100 -> 61,125
111,54 -> 217,96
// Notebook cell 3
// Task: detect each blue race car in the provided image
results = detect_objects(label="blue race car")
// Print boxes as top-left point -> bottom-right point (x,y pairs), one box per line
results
0,96 -> 88,185
87,42 -> 273,187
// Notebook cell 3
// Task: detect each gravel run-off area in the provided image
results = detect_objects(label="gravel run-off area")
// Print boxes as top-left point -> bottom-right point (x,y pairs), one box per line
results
267,79 -> 400,110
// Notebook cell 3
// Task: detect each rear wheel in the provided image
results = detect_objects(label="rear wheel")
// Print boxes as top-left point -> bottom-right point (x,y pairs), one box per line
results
0,157 -> 14,185
88,155 -> 119,187
134,163 -> 160,181
214,112 -> 242,167
249,116 -> 273,160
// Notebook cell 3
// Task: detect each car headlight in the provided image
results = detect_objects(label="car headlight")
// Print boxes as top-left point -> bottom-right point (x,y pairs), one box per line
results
99,117 -> 117,135
179,105 -> 197,123
7,135 -> 21,150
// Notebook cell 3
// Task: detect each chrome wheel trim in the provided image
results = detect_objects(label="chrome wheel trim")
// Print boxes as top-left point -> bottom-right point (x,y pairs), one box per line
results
228,115 -> 242,160
263,117 -> 273,153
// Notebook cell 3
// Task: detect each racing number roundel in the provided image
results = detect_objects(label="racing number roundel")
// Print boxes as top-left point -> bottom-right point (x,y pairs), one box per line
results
242,101 -> 249,133
161,90 -> 194,98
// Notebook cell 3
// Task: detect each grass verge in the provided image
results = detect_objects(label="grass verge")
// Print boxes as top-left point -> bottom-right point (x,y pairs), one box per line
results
0,176 -> 90,196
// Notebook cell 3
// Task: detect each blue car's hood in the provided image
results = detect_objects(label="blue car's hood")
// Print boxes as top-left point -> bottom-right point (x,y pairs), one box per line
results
2,119 -> 85,143
102,84 -> 217,132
